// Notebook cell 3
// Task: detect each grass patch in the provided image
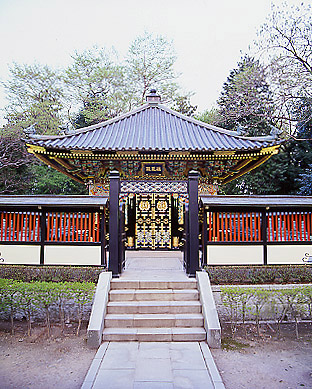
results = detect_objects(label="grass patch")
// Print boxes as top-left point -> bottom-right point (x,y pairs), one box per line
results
221,337 -> 250,351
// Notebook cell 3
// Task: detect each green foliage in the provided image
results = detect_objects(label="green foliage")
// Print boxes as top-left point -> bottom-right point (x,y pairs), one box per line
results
220,286 -> 312,339
217,55 -> 273,135
170,95 -> 197,116
3,63 -> 64,135
0,265 -> 104,283
194,108 -> 222,126
0,126 -> 32,194
67,282 -> 95,335
205,265 -> 312,285
220,286 -> 253,337
64,47 -> 126,127
126,31 -> 179,105
18,281 -> 37,336
0,279 -> 96,337
256,2 -> 312,128
29,163 -> 87,195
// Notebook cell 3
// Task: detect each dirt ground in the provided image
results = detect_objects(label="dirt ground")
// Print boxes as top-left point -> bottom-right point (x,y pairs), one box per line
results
212,322 -> 312,389
0,321 -> 95,389
0,320 -> 311,389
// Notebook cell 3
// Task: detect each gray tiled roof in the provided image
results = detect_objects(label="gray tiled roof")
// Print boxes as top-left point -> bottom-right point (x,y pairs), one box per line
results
0,196 -> 108,207
201,195 -> 312,207
27,104 -> 278,152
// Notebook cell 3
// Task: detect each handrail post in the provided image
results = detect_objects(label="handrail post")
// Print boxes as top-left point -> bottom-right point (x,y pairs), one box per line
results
109,170 -> 120,276
188,170 -> 199,276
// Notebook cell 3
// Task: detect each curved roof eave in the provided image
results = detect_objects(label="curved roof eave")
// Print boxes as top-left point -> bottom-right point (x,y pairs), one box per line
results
25,103 -> 281,152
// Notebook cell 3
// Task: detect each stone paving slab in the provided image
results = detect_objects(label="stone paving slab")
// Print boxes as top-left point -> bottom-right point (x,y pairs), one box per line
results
81,342 -> 225,388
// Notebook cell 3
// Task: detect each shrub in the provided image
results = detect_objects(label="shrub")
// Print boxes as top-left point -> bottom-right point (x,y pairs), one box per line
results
0,265 -> 104,283
0,279 -> 96,337
220,285 -> 312,339
206,265 -> 312,285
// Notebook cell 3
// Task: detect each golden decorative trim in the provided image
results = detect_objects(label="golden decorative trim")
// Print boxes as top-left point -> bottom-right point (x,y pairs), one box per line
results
39,150 -> 267,162
213,150 -> 236,156
116,151 -> 139,155
70,150 -> 93,155
32,153 -> 85,184
27,144 -> 46,153
259,145 -> 280,155
169,151 -> 190,155
222,155 -> 272,184
51,157 -> 75,171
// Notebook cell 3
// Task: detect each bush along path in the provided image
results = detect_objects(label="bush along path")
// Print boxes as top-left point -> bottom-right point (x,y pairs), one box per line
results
0,279 -> 95,337
206,265 -> 312,285
220,285 -> 312,339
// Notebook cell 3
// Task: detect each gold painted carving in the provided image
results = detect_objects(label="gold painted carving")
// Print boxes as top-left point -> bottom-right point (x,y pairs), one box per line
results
157,201 -> 168,211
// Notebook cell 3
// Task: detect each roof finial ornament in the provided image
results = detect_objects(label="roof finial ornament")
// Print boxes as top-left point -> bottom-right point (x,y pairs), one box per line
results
146,89 -> 161,104
59,122 -> 75,135
23,123 -> 37,138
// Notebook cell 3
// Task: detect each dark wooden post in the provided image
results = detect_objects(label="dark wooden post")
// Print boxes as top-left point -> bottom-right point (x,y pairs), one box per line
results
100,207 -> 106,267
262,208 -> 268,265
109,170 -> 120,276
188,170 -> 199,276
202,207 -> 208,267
39,207 -> 46,265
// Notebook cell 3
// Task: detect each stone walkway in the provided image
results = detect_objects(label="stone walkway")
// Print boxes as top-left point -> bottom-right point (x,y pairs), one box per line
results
82,341 -> 224,389
82,252 -> 225,388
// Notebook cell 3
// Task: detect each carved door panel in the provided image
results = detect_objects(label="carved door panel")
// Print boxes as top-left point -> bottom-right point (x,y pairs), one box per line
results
135,193 -> 171,249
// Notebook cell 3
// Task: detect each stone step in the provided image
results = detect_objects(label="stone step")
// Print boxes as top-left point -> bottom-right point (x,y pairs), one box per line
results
102,327 -> 207,342
109,289 -> 199,302
110,279 -> 197,290
107,300 -> 202,314
104,313 -> 204,328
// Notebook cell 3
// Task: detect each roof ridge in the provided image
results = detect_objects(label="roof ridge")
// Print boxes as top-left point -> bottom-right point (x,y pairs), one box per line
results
157,105 -> 277,143
27,103 -> 152,141
27,102 -> 278,145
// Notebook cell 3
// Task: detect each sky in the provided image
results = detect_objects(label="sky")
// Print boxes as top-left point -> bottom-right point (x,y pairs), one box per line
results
0,0 -> 308,122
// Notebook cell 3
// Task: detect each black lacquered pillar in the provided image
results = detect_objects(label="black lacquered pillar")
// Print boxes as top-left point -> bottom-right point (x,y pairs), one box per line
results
188,170 -> 199,276
108,170 -> 120,276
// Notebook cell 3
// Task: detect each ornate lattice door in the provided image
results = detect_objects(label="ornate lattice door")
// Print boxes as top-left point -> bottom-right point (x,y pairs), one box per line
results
135,193 -> 171,249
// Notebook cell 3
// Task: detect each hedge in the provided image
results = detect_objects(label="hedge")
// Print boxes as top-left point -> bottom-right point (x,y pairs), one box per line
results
205,265 -> 312,285
220,285 -> 312,339
0,279 -> 95,336
0,265 -> 105,283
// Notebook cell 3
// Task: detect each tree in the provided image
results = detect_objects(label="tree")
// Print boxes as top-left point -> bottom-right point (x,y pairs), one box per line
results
29,164 -> 87,195
256,2 -> 312,132
297,165 -> 312,195
125,32 -> 180,105
194,108 -> 223,126
64,47 -> 127,127
0,126 -> 32,194
1,63 -> 87,194
217,55 -> 274,136
212,55 -> 299,195
1,34 -> 193,194
171,95 -> 197,116
3,63 -> 64,135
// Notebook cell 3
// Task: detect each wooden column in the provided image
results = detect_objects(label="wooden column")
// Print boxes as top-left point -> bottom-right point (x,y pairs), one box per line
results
262,208 -> 268,265
109,170 -> 120,276
188,170 -> 199,276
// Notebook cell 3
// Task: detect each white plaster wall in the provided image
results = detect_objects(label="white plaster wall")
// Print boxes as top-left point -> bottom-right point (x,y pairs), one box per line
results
0,245 -> 40,264
267,245 -> 312,264
207,245 -> 263,265
44,246 -> 101,265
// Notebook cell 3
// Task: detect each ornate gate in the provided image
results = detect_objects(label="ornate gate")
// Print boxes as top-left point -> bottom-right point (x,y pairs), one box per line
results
135,193 -> 171,249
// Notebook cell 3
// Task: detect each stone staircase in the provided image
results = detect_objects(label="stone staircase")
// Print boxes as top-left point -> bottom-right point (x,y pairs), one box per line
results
103,279 -> 206,342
